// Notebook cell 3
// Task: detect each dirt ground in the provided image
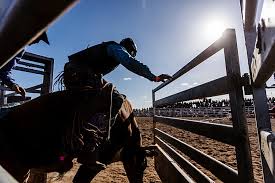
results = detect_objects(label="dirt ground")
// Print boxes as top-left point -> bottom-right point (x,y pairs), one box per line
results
47,117 -> 272,183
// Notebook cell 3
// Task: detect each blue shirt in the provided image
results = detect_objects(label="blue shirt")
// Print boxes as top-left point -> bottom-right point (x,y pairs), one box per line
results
107,43 -> 156,81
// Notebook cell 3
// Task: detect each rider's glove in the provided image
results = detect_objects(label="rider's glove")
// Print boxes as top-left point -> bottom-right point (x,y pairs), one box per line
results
154,74 -> 172,82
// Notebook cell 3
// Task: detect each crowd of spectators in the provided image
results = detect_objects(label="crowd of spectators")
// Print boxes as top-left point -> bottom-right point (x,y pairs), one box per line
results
134,97 -> 275,115
159,98 -> 255,109
169,99 -> 230,108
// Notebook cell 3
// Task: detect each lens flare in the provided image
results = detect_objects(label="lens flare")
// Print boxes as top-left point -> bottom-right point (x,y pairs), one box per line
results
204,20 -> 227,42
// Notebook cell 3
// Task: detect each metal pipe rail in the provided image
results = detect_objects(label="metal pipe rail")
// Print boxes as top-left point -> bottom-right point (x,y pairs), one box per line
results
152,29 -> 254,183
155,136 -> 214,183
22,52 -> 54,65
153,38 -> 224,93
154,76 -> 231,107
154,116 -> 236,145
252,28 -> 275,87
155,129 -> 238,182
243,1 -> 275,181
0,0 -> 79,69
155,144 -> 195,183
16,60 -> 45,69
4,84 -> 43,98
0,52 -> 53,104
244,0 -> 262,32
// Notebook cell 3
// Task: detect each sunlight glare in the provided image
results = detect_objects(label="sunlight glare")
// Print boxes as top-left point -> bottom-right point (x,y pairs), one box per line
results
261,1 -> 275,19
204,20 -> 227,42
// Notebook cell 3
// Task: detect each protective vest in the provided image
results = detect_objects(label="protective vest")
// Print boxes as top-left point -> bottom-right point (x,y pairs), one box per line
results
68,41 -> 120,75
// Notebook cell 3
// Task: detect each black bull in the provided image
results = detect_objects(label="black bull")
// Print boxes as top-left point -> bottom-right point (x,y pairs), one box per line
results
0,87 -> 156,183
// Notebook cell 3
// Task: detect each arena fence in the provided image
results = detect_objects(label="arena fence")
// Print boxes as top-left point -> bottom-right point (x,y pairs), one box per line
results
152,29 -> 254,182
0,0 -> 79,70
0,52 -> 54,106
246,17 -> 275,183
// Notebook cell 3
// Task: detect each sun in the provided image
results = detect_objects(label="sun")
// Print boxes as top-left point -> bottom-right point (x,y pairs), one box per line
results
203,20 -> 227,42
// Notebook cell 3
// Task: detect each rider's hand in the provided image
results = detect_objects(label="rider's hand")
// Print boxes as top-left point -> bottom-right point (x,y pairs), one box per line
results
155,74 -> 172,82
11,84 -> 26,98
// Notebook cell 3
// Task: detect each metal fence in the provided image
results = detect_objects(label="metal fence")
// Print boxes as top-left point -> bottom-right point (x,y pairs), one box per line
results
152,29 -> 254,182
0,0 -> 79,70
244,2 -> 275,181
0,52 -> 54,106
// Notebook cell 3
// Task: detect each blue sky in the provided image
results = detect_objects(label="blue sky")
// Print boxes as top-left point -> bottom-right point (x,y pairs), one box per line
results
11,0 -> 273,108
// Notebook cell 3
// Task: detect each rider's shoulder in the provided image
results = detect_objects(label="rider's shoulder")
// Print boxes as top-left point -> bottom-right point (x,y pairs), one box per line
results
102,41 -> 120,47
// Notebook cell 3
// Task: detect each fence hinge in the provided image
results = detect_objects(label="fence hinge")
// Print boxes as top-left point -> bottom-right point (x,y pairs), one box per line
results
242,73 -> 253,95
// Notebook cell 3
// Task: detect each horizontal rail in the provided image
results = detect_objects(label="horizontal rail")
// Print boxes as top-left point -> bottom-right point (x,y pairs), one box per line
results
13,66 -> 45,75
155,137 -> 214,183
25,84 -> 43,93
154,115 -> 236,145
17,60 -> 45,69
155,129 -> 238,182
22,52 -> 53,65
155,144 -> 195,183
154,76 -> 231,107
253,43 -> 275,87
4,84 -> 43,97
0,0 -> 79,69
153,37 -> 224,93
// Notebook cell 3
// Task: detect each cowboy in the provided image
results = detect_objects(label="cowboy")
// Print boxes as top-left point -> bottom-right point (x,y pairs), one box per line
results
62,37 -> 171,101
60,37 -> 172,123
0,32 -> 50,97
61,38 -> 170,181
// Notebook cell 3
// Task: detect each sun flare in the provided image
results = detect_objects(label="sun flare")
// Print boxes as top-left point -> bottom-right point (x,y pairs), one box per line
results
204,20 -> 227,42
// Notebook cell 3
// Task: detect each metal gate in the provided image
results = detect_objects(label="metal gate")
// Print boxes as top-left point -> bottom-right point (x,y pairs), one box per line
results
152,29 -> 254,183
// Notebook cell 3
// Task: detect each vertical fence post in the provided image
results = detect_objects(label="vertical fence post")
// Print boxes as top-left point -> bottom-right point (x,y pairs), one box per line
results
0,84 -> 6,106
41,58 -> 54,95
246,26 -> 274,183
223,29 -> 254,183
152,91 -> 156,144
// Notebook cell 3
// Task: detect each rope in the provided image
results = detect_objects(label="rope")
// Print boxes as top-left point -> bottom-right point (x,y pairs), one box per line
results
107,84 -> 115,141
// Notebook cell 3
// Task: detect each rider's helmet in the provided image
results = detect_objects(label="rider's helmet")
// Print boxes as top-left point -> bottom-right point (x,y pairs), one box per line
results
120,38 -> 137,57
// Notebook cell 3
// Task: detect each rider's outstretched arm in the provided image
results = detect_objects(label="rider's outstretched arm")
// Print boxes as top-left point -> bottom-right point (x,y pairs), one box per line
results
107,44 -> 171,82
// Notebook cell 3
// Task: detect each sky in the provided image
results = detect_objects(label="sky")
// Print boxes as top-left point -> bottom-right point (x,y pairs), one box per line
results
10,0 -> 275,109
